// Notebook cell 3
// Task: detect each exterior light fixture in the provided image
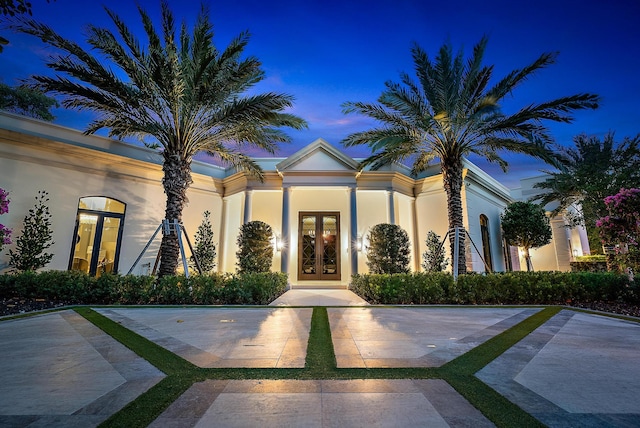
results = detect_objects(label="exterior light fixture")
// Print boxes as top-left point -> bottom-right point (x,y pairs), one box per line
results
356,236 -> 363,252
572,249 -> 579,258
275,235 -> 284,251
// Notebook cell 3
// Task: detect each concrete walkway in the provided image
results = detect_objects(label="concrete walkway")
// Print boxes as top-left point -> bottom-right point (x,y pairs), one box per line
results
1,289 -> 639,427
270,288 -> 368,306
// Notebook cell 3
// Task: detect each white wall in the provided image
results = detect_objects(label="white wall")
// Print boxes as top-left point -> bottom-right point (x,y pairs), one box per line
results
249,190 -> 283,271
356,190 -> 388,273
415,178 -> 450,271
219,193 -> 243,273
395,192 -> 417,272
0,145 -> 221,275
463,185 -> 508,272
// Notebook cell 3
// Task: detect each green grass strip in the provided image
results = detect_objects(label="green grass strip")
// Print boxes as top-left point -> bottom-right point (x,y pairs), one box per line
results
305,307 -> 337,375
75,308 -> 202,428
439,307 -> 561,428
75,307 -> 195,374
441,306 -> 562,375
75,305 -> 562,428
99,376 -> 195,428
445,374 -> 545,428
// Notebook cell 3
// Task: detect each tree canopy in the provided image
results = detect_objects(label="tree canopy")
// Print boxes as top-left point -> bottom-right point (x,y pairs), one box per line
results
501,201 -> 552,271
342,36 -> 599,274
532,133 -> 640,252
15,1 -> 306,276
0,83 -> 58,120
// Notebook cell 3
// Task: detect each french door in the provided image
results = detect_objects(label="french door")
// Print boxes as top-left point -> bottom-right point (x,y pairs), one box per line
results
69,197 -> 125,277
298,212 -> 340,280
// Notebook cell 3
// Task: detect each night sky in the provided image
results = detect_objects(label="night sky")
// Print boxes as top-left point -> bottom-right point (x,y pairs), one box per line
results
1,0 -> 639,188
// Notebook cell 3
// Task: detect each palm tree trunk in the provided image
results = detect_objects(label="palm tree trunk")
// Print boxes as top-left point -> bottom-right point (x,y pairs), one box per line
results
442,159 -> 467,275
158,151 -> 193,277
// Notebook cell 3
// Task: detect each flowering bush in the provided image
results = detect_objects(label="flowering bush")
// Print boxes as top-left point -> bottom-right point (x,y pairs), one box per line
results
596,188 -> 640,248
0,188 -> 11,252
596,188 -> 640,274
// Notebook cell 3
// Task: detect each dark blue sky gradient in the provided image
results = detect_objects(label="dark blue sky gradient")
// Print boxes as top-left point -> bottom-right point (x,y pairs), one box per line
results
1,0 -> 639,187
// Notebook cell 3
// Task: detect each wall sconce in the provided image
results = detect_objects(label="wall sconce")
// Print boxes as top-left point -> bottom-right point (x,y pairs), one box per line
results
275,235 -> 284,251
572,249 -> 579,258
356,236 -> 363,252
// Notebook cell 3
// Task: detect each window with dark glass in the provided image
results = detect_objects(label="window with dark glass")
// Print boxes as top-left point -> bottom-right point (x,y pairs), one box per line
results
480,214 -> 493,272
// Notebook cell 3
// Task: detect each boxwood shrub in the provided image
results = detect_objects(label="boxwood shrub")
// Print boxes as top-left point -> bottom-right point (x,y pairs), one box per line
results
350,271 -> 636,305
0,271 -> 288,306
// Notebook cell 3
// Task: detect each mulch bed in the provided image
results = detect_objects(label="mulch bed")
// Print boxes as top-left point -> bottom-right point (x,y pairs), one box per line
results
0,298 -> 71,316
2,298 -> 639,318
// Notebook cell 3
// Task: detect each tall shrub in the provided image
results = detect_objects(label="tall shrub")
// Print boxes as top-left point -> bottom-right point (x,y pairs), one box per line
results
422,230 -> 448,272
366,223 -> 411,274
236,220 -> 273,273
191,210 -> 216,273
9,190 -> 54,272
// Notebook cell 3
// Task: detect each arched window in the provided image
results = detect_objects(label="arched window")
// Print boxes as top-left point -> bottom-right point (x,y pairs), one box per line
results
69,197 -> 125,277
479,215 -> 493,272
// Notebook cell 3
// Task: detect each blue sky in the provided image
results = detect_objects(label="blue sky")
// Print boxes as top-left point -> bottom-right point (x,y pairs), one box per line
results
1,0 -> 639,188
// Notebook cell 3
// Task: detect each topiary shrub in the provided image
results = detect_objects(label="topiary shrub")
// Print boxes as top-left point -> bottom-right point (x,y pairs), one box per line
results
366,223 -> 411,274
236,220 -> 274,273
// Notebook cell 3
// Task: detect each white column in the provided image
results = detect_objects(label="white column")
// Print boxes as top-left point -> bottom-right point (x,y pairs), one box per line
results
243,189 -> 253,224
387,189 -> 395,224
217,198 -> 228,273
412,196 -> 421,272
280,186 -> 290,273
349,186 -> 358,275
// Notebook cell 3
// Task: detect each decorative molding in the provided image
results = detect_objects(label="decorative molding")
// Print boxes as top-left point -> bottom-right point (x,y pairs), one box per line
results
356,171 -> 416,196
276,138 -> 360,171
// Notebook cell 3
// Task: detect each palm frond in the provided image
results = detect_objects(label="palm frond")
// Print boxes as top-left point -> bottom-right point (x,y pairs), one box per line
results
486,51 -> 558,101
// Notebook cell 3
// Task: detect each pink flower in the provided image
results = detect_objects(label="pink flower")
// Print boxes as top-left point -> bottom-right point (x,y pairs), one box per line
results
0,223 -> 11,246
0,188 -> 9,215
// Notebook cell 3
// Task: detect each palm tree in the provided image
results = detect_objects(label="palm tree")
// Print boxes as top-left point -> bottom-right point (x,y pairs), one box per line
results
342,37 -> 599,275
15,1 -> 307,276
532,133 -> 640,252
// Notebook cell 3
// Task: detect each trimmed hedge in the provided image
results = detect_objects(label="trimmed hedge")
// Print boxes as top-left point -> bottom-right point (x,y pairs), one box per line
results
350,271 -> 636,305
0,271 -> 288,306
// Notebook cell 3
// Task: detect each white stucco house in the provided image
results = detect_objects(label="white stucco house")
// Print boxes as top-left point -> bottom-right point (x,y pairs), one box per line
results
0,112 -> 588,285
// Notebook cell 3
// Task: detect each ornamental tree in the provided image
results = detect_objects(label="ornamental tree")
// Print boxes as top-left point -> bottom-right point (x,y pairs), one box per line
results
366,223 -> 411,274
422,230 -> 449,272
501,201 -> 552,272
191,210 -> 216,273
9,190 -> 54,271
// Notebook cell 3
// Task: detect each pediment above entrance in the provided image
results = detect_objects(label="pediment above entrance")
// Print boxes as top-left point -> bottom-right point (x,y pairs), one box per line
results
276,138 -> 360,172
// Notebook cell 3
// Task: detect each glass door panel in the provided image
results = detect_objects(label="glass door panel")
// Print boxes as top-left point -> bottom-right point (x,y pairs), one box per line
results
72,214 -> 98,273
322,215 -> 338,274
301,215 -> 317,275
96,217 -> 121,277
